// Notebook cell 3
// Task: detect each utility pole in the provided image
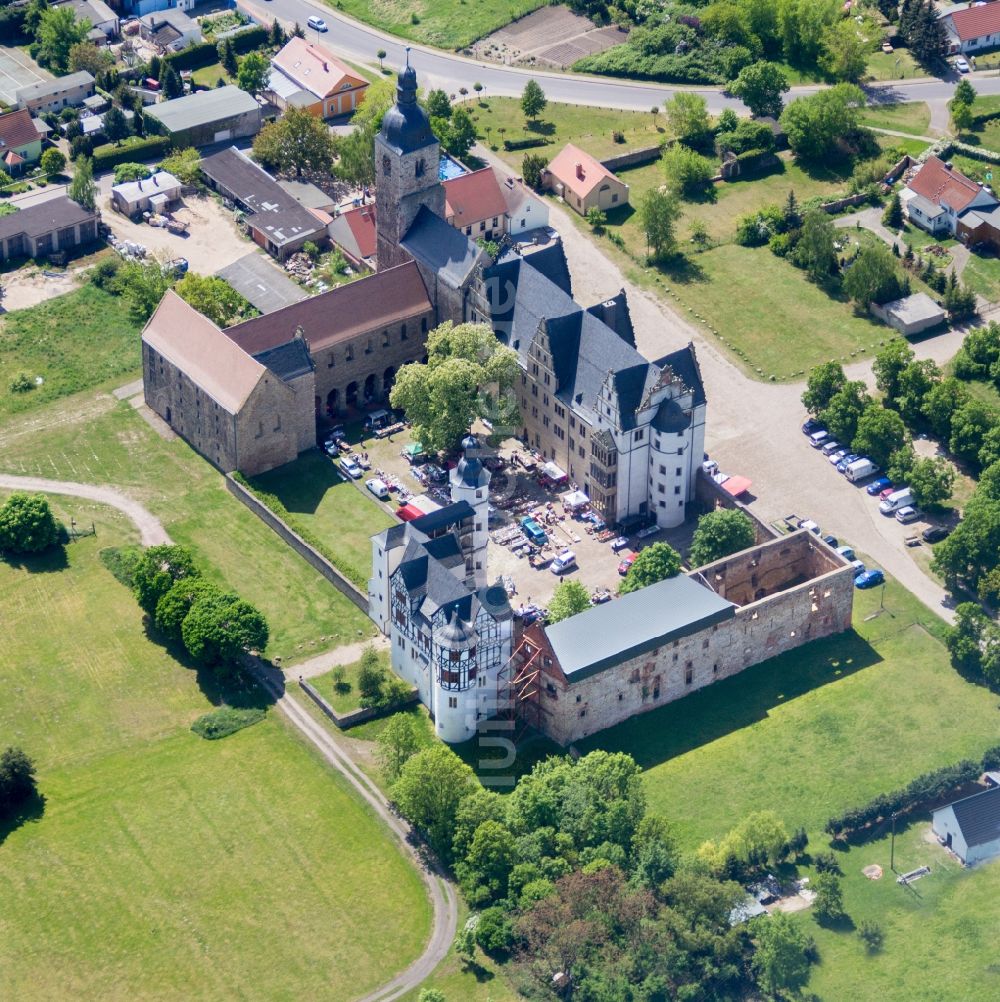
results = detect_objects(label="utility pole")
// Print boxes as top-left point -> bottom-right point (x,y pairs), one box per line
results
890,812 -> 898,873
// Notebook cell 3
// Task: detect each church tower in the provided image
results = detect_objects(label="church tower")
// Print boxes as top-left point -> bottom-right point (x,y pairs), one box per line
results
375,53 -> 445,271
450,434 -> 491,590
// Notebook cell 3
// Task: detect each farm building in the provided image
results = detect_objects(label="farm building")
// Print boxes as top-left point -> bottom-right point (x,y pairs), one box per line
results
145,86 -> 262,148
0,196 -> 100,262
933,785 -> 1000,866
110,171 -> 183,217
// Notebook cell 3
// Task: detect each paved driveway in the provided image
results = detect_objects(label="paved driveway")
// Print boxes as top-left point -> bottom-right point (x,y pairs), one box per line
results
217,252 -> 308,314
0,47 -> 49,107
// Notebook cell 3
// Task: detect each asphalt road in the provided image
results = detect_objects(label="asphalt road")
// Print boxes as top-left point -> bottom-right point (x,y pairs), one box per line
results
239,0 -> 1000,112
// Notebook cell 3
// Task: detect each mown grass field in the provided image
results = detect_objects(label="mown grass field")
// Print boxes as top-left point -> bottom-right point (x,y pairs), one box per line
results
0,501 -> 431,1001
311,646 -> 391,713
321,0 -> 547,50
0,397 -> 375,660
0,285 -> 141,420
859,100 -> 932,137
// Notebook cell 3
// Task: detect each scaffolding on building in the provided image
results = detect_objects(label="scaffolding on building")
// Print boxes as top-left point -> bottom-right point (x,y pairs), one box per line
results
496,633 -> 544,744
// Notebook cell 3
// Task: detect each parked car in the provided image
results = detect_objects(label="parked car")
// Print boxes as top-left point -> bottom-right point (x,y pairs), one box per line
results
828,449 -> 849,466
845,458 -> 879,482
922,525 -> 952,543
323,441 -> 339,457
610,536 -> 629,552
955,55 -> 971,72
339,457 -> 363,479
618,553 -> 637,576
809,430 -> 830,448
799,519 -> 820,534
850,559 -> 866,577
879,486 -> 899,501
551,549 -> 577,575
821,440 -> 842,457
166,257 -> 188,277
895,506 -> 920,524
836,545 -> 855,561
855,568 -> 886,589
879,488 -> 914,514
866,476 -> 893,496
836,453 -> 860,473
822,534 -> 838,547
366,478 -> 390,499
520,516 -> 548,546
802,418 -> 824,435
307,15 -> 329,30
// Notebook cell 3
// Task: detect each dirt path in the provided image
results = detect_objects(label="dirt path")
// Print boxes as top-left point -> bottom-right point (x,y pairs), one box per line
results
291,635 -> 390,679
0,474 -> 172,546
243,658 -> 459,1002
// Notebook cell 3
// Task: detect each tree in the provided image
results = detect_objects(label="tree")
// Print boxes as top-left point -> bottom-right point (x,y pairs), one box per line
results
236,51 -> 270,96
102,105 -> 129,146
689,509 -> 756,567
154,577 -> 224,641
802,361 -> 846,415
117,259 -> 172,323
269,19 -> 286,47
921,377 -> 969,441
751,911 -> 815,996
792,208 -> 838,280
812,871 -> 846,923
896,358 -> 941,426
873,338 -> 915,400
521,152 -> 547,191
660,144 -> 715,198
945,602 -> 992,672
853,404 -> 909,467
780,82 -> 866,161
441,107 -> 476,158
882,192 -> 903,229
376,48 -> 386,71
0,492 -> 59,555
357,644 -> 386,704
133,545 -> 201,616
950,399 -> 996,466
159,147 -> 202,185
619,541 -> 682,594
819,18 -> 871,82
455,819 -> 517,903
0,747 -> 37,815
821,380 -> 872,445
548,580 -> 592,623
843,242 -> 909,307
664,91 -> 712,149
520,79 -> 546,122
903,0 -> 947,66
68,40 -> 113,76
390,322 -> 520,453
219,37 -> 238,77
425,88 -> 451,119
181,591 -> 269,665
336,122 -> 376,189
252,106 -> 337,177
908,456 -> 956,508
943,271 -> 977,322
638,186 -> 680,260
39,147 -> 66,176
630,813 -> 678,889
475,906 -> 514,955
68,156 -> 96,210
174,272 -> 255,327
951,97 -> 974,133
585,205 -> 606,232
376,713 -> 422,782
392,744 -> 478,861
699,810 -> 791,874
954,78 -> 978,108
730,60 -> 789,118
36,5 -> 89,74
159,62 -> 183,101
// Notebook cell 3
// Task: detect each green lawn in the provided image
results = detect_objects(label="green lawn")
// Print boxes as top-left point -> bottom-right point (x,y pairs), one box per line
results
249,450 -> 396,586
190,60 -> 233,88
864,48 -> 924,82
578,577 -> 1000,852
320,0 -> 546,50
311,647 -> 391,713
0,285 -> 141,420
0,399 -> 375,661
0,503 -> 431,1000
859,100 -> 932,137
959,251 -> 1000,302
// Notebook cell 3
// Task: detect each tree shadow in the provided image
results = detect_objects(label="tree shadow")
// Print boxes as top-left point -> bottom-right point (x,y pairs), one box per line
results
658,254 -> 707,285
816,912 -> 856,933
526,119 -> 555,136
604,203 -> 634,227
461,960 -> 496,984
2,543 -> 68,574
0,791 -> 46,847
575,629 -> 882,769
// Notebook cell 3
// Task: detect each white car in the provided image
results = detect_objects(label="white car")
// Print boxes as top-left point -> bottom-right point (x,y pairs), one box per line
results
828,449 -> 849,466
339,457 -> 363,480
366,478 -> 390,499
955,56 -> 971,73
307,15 -> 328,31
895,506 -> 920,524
550,549 -> 577,575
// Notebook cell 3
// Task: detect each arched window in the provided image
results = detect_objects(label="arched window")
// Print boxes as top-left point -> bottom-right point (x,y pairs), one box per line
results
415,158 -> 425,178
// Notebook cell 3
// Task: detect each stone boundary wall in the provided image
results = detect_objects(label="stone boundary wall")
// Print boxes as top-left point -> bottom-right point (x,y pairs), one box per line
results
225,473 -> 369,612
600,146 -> 662,172
694,470 -> 779,545
298,678 -> 419,729
820,192 -> 869,214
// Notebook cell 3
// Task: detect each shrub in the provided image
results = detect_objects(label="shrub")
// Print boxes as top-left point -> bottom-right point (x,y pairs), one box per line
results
8,372 -> 33,393
504,136 -> 549,151
813,851 -> 842,875
0,747 -> 37,816
858,919 -> 885,953
92,135 -> 169,172
191,705 -> 266,740
475,906 -> 515,955
99,544 -> 143,587
113,162 -> 151,184
0,492 -> 60,555
735,204 -> 784,246
89,255 -> 123,290
39,147 -> 66,175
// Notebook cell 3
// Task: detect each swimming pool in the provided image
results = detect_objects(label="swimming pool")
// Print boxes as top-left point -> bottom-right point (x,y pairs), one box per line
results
439,155 -> 467,181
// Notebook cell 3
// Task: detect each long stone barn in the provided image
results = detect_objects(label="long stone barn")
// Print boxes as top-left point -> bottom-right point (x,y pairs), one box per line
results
510,530 -> 855,746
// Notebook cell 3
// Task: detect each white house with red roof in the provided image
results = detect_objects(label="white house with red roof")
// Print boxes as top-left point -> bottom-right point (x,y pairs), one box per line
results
941,1 -> 1000,54
901,155 -> 997,237
442,166 -> 509,240
543,142 -> 629,216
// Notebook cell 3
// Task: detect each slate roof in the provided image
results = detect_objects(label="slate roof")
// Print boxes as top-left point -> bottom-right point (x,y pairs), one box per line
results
655,344 -> 707,407
0,109 -> 41,151
587,289 -> 635,347
224,262 -> 431,354
942,785 -> 1000,848
410,500 -> 475,535
401,204 -> 483,289
0,195 -> 97,242
545,574 -> 736,682
251,336 -> 314,381
521,240 -> 572,297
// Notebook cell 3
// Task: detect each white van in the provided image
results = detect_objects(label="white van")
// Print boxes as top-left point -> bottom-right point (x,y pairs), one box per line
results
809,430 -> 829,448
879,488 -> 913,514
845,458 -> 879,483
551,550 -> 577,574
365,478 -> 390,499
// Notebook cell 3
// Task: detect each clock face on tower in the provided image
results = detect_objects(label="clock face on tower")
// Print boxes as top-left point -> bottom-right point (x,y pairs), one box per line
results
382,155 -> 391,176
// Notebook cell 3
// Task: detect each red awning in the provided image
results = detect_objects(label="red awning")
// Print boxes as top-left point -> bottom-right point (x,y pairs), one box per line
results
396,504 -> 425,522
722,475 -> 752,497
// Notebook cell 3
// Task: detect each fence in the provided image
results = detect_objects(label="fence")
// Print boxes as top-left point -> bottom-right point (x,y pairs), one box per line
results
225,474 -> 368,612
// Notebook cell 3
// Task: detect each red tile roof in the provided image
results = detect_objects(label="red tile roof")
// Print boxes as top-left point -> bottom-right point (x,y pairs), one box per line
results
907,155 -> 985,213
0,109 -> 40,152
341,202 -> 376,258
271,37 -> 367,101
443,167 -> 508,226
546,143 -> 621,200
950,2 -> 1000,41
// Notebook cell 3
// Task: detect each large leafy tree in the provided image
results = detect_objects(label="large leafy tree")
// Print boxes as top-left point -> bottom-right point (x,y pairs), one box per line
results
160,147 -> 202,185
852,404 -> 909,467
181,591 -> 269,665
908,456 -> 956,509
174,272 -> 255,327
236,51 -> 270,96
455,819 -> 517,904
252,106 -> 338,177
390,322 -> 520,452
819,18 -> 873,82
730,60 -> 789,117
117,259 -> 172,323
689,509 -> 756,567
872,339 -> 915,400
376,713 -> 423,783
820,379 -> 872,445
895,358 -> 941,426
751,910 -> 815,996
922,377 -> 970,441
843,242 -> 909,307
425,88 -> 451,119
619,541 -> 682,594
638,186 -> 681,260
547,580 -> 592,623
520,79 -> 547,123
154,577 -> 225,641
660,144 -> 715,198
0,747 -> 38,815
102,106 -> 130,146
0,492 -> 59,554
439,107 -> 476,158
68,156 -> 97,211
68,40 -> 113,76
132,544 -> 201,616
36,5 -> 89,74
950,399 -> 997,467
664,91 -> 712,149
792,208 -> 838,280
801,360 -> 846,415
779,83 -> 866,161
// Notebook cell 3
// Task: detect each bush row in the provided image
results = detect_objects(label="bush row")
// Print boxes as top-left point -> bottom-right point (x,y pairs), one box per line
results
825,746 -> 1000,837
163,26 -> 269,71
503,136 -> 550,152
92,136 -> 170,172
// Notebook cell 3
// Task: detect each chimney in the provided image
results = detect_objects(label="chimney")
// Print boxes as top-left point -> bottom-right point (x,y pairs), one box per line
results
153,174 -> 159,186
323,62 -> 328,71
138,179 -> 143,190
575,162 -> 584,180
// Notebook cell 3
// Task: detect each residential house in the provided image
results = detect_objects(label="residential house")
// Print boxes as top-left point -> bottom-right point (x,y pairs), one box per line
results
901,155 -> 997,238
941,1 -> 1000,54
442,166 -> 508,240
121,0 -> 195,17
327,202 -> 376,267
199,146 -> 327,260
145,86 -> 262,148
0,195 -> 100,262
52,0 -> 119,41
543,142 -> 629,216
266,37 -> 368,118
0,109 -> 45,174
139,9 -> 202,53
933,785 -> 1000,865
500,173 -> 549,237
110,170 -> 183,218
15,71 -> 95,115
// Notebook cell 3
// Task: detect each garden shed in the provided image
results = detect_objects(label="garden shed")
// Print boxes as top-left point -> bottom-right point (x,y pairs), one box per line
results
111,171 -> 183,218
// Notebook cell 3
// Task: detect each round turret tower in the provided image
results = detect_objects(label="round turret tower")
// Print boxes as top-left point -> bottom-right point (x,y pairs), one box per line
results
432,607 -> 480,743
450,434 -> 491,589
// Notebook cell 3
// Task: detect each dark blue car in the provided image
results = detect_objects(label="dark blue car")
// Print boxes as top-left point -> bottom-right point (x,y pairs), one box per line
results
855,569 -> 885,589
866,476 -> 892,496
802,418 -> 824,435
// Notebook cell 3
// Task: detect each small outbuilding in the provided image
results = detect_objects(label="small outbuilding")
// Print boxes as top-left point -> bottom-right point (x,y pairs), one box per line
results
869,292 -> 946,336
111,170 -> 183,217
932,785 -> 1000,866
543,142 -> 629,216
